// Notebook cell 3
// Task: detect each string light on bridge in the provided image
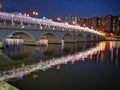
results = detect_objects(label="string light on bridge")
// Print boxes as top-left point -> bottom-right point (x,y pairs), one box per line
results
0,12 -> 104,36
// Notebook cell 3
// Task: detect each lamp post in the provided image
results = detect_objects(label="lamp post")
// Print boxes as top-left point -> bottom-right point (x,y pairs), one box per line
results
32,11 -> 39,17
56,17 -> 61,22
23,13 -> 29,17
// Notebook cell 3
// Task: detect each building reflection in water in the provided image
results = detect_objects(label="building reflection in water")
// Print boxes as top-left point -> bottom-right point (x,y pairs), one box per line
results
3,37 -> 24,60
0,41 -> 120,81
2,37 -> 34,61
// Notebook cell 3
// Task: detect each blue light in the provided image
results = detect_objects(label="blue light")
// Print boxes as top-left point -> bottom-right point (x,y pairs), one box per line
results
19,13 -> 22,16
42,66 -> 46,71
20,74 -> 24,80
42,16 -> 46,20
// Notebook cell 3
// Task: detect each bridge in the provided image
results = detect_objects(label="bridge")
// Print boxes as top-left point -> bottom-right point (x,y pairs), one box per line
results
0,12 -> 105,46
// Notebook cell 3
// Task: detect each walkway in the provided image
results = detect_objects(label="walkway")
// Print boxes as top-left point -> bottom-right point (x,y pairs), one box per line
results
0,81 -> 19,90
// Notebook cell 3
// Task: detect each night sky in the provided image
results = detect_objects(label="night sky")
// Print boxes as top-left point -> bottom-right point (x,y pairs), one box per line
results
0,0 -> 120,19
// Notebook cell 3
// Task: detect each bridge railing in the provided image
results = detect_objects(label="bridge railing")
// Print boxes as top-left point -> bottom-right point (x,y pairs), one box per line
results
0,12 -> 104,36
0,23 -> 75,32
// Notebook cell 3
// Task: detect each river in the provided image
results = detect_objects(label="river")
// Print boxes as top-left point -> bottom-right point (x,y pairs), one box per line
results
0,41 -> 120,89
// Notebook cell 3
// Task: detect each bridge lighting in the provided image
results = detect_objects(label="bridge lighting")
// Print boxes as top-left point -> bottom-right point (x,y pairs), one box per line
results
0,12 -> 104,36
19,13 -> 22,16
42,16 -> 46,20
33,11 -> 36,15
23,13 -> 27,16
32,11 -> 39,16
23,13 -> 29,17
36,12 -> 38,15
56,17 -> 61,22
26,14 -> 29,17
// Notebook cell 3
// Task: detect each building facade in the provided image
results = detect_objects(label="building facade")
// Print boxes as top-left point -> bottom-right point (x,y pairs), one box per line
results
63,15 -> 120,35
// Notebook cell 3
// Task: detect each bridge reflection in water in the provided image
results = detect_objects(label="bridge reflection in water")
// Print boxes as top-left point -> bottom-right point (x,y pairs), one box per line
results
0,41 -> 120,82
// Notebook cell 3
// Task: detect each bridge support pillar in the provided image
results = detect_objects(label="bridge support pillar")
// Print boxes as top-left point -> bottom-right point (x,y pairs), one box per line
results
74,32 -> 78,42
61,39 -> 64,47
20,21 -> 23,25
11,20 -> 14,26
39,24 -> 42,29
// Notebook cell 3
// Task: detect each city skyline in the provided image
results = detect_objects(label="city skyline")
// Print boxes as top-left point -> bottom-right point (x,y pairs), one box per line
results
0,0 -> 120,19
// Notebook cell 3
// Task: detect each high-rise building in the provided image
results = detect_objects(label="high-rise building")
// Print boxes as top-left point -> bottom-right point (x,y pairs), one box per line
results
113,15 -> 120,34
63,15 -> 120,35
91,17 -> 99,30
79,17 -> 88,27
64,15 -> 80,25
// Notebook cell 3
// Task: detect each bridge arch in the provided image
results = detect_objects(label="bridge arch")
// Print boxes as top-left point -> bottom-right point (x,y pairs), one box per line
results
41,33 -> 59,43
2,31 -> 35,43
86,34 -> 92,41
62,33 -> 74,43
77,34 -> 84,41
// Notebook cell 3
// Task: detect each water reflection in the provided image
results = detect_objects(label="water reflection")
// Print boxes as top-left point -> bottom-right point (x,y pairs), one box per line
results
0,41 -> 120,81
3,43 -> 24,60
2,43 -> 35,61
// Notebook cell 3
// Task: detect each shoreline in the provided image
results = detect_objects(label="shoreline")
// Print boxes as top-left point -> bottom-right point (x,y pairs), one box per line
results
0,39 -> 120,49
105,37 -> 120,41
0,81 -> 19,90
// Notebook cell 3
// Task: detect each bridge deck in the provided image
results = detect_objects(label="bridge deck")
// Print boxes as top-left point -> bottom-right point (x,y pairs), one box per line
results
0,81 -> 19,90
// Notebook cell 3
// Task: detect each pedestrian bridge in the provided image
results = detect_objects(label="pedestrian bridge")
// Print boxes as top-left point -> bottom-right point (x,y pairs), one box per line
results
0,12 -> 105,45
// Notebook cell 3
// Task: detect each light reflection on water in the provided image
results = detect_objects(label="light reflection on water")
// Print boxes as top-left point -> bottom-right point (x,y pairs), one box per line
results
0,41 -> 120,89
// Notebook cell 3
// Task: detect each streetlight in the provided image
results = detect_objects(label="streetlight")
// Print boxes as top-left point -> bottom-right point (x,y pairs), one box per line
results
83,24 -> 86,27
32,11 -> 39,16
56,17 -> 61,22
23,13 -> 29,17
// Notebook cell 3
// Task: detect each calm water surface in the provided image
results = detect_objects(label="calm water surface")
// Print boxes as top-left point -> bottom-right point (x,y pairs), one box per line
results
0,41 -> 120,89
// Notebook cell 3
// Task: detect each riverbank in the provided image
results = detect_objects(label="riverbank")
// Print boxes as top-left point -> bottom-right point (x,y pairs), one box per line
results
0,81 -> 19,90
105,37 -> 120,41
